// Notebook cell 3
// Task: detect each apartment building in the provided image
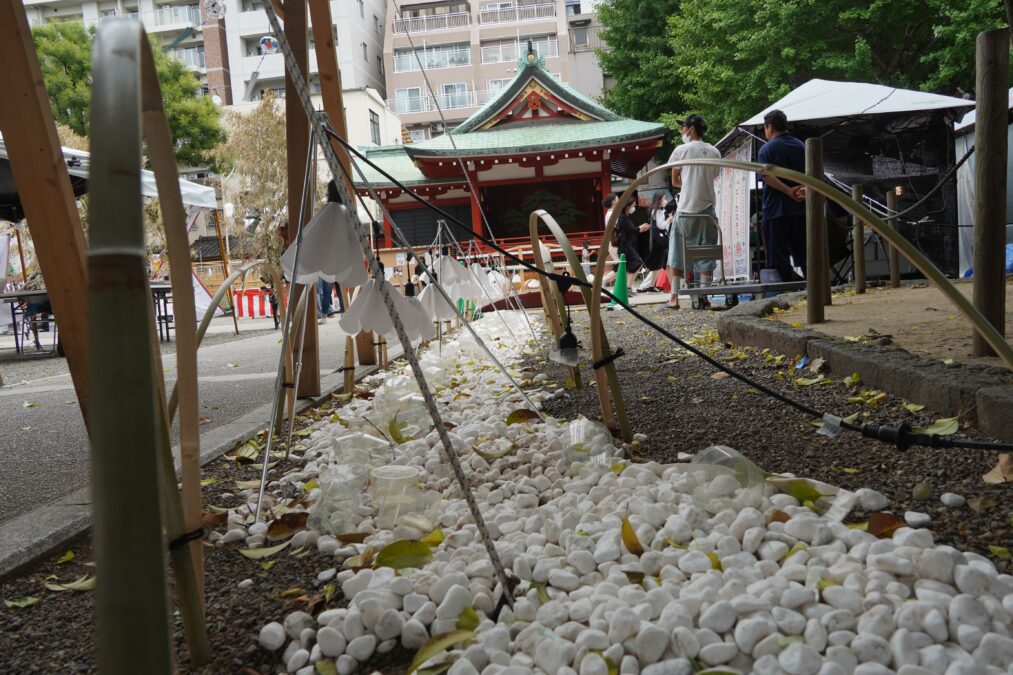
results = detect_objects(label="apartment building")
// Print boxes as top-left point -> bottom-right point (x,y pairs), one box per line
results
22,0 -> 389,107
382,0 -> 609,142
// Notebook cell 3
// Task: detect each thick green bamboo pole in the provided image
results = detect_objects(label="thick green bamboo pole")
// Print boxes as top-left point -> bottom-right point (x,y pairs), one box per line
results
592,159 -> 1013,372
88,19 -> 172,674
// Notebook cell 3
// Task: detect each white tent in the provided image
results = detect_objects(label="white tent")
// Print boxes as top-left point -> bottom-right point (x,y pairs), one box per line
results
736,78 -> 973,129
953,88 -> 1013,277
0,135 -> 217,210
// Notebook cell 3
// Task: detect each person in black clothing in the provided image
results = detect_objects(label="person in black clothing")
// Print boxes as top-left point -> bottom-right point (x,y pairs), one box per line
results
614,197 -> 650,288
757,109 -> 807,281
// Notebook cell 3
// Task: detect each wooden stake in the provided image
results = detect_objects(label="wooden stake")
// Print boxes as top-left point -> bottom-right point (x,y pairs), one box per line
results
285,0 -> 320,397
213,208 -> 240,335
852,184 -> 866,294
0,0 -> 90,417
972,28 -> 1009,357
805,138 -> 825,324
14,229 -> 28,283
886,191 -> 901,289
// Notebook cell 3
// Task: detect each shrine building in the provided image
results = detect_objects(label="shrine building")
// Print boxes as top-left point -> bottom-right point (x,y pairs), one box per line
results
353,49 -> 667,250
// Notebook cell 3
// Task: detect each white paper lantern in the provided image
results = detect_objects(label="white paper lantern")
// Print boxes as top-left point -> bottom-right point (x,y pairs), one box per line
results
279,203 -> 367,287
418,282 -> 458,321
339,278 -> 435,342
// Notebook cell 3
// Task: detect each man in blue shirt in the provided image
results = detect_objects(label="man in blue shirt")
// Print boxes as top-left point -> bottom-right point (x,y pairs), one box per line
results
757,109 -> 806,281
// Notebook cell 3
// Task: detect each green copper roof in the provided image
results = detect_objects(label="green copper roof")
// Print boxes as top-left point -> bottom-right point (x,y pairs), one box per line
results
452,58 -> 620,134
407,119 -> 666,157
352,146 -> 455,188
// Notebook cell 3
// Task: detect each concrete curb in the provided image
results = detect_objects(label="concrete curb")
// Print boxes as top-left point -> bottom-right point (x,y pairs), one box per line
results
716,295 -> 1013,442
0,362 -> 385,580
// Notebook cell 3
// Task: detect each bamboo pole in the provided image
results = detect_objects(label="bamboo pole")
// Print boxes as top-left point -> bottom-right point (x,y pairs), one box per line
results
972,28 -> 1009,357
88,20 -> 172,673
805,138 -> 826,324
852,184 -> 866,294
593,158 -> 1013,370
528,224 -> 582,389
886,191 -> 901,288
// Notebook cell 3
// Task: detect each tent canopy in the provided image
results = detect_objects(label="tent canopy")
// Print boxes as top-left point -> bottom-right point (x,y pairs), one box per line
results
955,87 -> 1013,134
0,135 -> 217,221
733,78 -> 973,129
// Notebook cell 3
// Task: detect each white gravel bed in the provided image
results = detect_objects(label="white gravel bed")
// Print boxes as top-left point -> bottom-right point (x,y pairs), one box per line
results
215,315 -> 1013,675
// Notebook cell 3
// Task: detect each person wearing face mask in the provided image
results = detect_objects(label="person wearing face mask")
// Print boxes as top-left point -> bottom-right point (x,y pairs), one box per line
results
614,195 -> 650,290
666,114 -> 721,309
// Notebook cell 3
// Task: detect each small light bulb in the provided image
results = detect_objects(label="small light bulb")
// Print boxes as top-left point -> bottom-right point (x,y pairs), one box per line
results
895,186 -> 903,197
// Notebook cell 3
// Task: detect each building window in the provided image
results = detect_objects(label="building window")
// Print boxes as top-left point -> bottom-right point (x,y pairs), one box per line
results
440,82 -> 469,109
376,55 -> 384,73
481,35 -> 558,64
487,78 -> 511,92
393,43 -> 471,72
374,14 -> 380,33
572,26 -> 588,47
408,129 -> 428,143
369,110 -> 381,145
358,0 -> 363,17
362,42 -> 367,61
565,0 -> 580,16
395,87 -> 424,114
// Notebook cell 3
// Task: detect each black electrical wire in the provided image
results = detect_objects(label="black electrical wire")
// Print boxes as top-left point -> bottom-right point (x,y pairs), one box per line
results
325,125 -> 1013,453
881,143 -> 974,221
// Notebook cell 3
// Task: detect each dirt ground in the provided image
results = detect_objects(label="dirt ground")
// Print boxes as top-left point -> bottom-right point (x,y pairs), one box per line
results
775,279 -> 1013,371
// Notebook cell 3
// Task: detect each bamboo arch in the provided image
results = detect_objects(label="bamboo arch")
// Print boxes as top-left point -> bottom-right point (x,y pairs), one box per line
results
589,159 -> 1013,376
528,209 -> 632,441
89,20 -> 210,670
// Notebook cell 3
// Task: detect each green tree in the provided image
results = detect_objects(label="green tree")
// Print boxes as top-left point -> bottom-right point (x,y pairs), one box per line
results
921,0 -> 1007,94
595,0 -> 685,124
32,20 -> 225,168
666,0 -> 1008,140
211,92 -> 291,262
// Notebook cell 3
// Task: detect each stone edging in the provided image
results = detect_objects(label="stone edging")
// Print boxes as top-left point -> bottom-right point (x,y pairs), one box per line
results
716,293 -> 1013,442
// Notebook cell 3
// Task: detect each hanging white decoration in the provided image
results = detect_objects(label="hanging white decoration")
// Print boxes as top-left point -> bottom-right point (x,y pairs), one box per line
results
279,202 -> 366,287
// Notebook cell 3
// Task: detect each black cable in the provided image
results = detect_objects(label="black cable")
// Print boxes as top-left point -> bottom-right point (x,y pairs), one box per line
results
881,143 -> 973,221
326,126 -> 1013,453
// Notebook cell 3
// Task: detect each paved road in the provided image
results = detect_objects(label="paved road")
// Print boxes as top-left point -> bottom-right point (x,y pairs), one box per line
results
0,316 -> 357,525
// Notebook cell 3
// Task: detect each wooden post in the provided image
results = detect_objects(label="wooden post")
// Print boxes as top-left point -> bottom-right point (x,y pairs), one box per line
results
805,138 -> 825,324
212,208 -> 239,335
14,229 -> 28,283
973,28 -> 1009,357
851,184 -> 866,294
886,191 -> 901,289
0,0 -> 90,417
285,0 -> 320,397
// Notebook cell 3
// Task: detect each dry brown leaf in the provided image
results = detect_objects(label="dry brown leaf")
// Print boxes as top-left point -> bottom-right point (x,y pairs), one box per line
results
620,516 -> 644,556
710,372 -> 730,380
868,512 -> 904,539
266,512 -> 308,540
982,454 -> 1013,485
767,510 -> 791,524
201,511 -> 229,528
336,532 -> 370,544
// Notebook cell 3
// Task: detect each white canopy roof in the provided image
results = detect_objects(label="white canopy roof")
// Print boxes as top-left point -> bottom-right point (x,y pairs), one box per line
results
738,79 -> 974,127
0,136 -> 218,210
955,88 -> 1013,134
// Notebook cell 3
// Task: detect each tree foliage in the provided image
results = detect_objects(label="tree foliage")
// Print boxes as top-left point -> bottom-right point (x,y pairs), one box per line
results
595,0 -> 685,123
31,21 -> 226,168
211,92 -> 289,262
598,0 -> 1007,141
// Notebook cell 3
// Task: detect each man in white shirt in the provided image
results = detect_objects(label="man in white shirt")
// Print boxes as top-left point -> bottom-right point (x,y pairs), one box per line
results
667,114 -> 721,309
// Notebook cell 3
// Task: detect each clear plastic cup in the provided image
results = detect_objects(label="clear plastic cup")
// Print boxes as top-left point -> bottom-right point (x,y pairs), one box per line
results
307,464 -> 370,535
370,465 -> 423,529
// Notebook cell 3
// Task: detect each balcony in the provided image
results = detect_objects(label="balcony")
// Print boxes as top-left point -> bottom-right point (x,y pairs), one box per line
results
393,46 -> 471,73
168,46 -> 205,69
241,51 -> 319,80
388,88 -> 503,115
481,38 -> 557,64
151,4 -> 201,29
393,12 -> 470,34
479,3 -> 555,25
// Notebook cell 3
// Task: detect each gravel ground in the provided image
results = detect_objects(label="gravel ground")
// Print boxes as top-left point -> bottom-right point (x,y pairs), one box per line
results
533,305 -> 1012,572
0,307 -> 1009,673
